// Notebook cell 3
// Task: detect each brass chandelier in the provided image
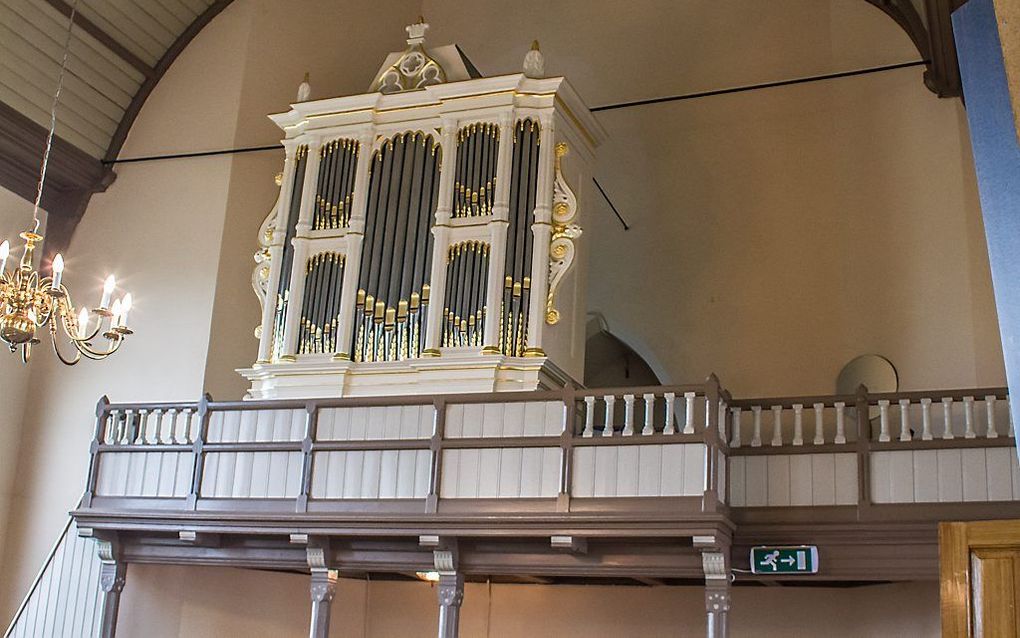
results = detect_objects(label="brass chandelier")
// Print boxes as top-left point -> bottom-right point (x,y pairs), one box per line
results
0,0 -> 133,364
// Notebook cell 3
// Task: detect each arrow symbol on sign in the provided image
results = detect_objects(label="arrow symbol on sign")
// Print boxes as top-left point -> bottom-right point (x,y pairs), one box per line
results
780,557 -> 796,566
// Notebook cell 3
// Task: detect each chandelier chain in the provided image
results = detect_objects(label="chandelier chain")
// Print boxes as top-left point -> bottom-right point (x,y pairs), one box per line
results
33,0 -> 80,233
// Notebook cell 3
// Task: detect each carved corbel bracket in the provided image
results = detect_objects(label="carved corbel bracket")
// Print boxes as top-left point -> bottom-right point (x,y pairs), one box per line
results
546,142 -> 581,325
306,538 -> 338,604
252,172 -> 284,339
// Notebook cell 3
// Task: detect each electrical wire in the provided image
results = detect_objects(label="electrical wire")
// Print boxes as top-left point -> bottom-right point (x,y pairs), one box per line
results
32,0 -> 80,232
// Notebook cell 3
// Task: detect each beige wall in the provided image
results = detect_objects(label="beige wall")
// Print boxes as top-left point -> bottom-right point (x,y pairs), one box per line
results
0,188 -> 41,578
116,565 -> 940,637
0,0 -> 1007,632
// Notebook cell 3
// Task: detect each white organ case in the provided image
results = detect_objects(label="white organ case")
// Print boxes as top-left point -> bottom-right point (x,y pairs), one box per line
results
240,23 -> 604,399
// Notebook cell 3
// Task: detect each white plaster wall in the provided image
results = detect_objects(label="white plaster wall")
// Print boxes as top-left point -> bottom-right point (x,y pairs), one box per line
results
0,187 -> 40,580
116,565 -> 940,637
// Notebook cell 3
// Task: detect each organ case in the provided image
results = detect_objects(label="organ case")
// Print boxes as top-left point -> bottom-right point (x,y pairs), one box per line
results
242,29 -> 603,399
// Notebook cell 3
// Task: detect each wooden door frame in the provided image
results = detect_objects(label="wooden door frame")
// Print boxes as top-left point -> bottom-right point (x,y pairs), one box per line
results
940,519 -> 1020,637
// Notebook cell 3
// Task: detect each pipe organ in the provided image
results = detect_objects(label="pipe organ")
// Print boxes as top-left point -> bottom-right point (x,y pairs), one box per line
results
242,20 -> 604,399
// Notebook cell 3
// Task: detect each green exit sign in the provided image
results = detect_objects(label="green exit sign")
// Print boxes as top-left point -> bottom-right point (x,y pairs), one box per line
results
750,546 -> 819,575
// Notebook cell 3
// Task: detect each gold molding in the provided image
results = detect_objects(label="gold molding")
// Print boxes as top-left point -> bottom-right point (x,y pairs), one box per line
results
545,142 -> 581,326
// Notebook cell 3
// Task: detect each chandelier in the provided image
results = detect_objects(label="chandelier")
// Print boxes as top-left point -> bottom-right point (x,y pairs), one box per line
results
0,0 -> 132,365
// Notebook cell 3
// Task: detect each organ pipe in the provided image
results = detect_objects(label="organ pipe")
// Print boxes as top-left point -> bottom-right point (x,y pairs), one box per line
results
500,119 -> 539,356
353,132 -> 441,362
453,123 -> 499,217
313,139 -> 359,230
271,145 -> 309,360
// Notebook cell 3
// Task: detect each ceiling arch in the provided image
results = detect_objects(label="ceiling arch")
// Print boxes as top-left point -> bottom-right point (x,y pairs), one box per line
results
0,0 -> 235,252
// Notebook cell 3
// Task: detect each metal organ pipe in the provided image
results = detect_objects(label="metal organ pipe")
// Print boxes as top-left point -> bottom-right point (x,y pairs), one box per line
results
498,119 -> 540,357
271,145 -> 308,361
352,132 -> 440,362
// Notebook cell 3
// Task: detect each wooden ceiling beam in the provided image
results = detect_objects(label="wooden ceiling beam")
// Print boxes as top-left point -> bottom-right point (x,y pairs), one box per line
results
0,101 -> 113,256
41,0 -> 155,79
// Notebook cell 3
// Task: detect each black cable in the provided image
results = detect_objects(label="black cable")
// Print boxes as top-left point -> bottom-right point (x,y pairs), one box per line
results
594,178 -> 630,231
591,60 -> 927,112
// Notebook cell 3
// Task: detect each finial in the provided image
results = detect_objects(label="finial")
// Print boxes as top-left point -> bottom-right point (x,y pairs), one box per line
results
523,39 -> 545,78
296,71 -> 311,102
406,17 -> 429,45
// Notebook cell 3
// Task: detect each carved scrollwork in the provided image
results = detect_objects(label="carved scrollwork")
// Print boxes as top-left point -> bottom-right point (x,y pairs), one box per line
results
252,174 -> 283,339
546,142 -> 581,325
370,20 -> 447,95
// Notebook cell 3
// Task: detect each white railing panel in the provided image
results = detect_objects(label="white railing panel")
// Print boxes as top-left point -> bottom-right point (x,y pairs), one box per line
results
439,448 -> 560,498
96,452 -> 192,498
728,453 -> 857,507
318,405 -> 434,440
445,401 -> 562,438
571,443 -> 705,498
870,448 -> 1020,503
311,450 -> 431,498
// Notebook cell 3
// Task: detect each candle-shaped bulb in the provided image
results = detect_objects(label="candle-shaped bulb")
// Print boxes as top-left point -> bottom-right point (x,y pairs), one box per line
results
77,307 -> 89,339
120,293 -> 132,327
51,254 -> 64,290
0,240 -> 9,272
100,275 -> 116,309
110,298 -> 122,328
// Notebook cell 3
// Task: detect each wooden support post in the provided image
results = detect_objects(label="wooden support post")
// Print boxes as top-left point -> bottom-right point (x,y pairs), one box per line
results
296,401 -> 318,513
427,398 -> 447,513
434,549 -> 464,638
695,535 -> 730,638
82,395 -> 110,508
855,385 -> 872,517
96,538 -> 126,638
307,542 -> 337,638
186,394 -> 212,510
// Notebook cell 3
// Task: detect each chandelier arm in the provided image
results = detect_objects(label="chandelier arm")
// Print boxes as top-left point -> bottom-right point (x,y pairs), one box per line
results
49,321 -> 81,366
71,334 -> 123,361
54,294 -> 97,342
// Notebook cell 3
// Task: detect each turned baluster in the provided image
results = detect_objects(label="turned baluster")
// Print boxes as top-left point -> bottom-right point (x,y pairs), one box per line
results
582,396 -> 595,438
602,395 -> 616,437
920,398 -> 933,440
750,406 -> 762,447
771,405 -> 783,447
833,402 -> 846,444
642,393 -> 656,435
729,407 -> 742,448
718,400 -> 728,441
941,397 -> 954,440
963,396 -> 976,439
622,394 -> 636,436
813,403 -> 825,445
898,399 -> 911,442
877,400 -> 891,442
684,392 -> 696,434
663,392 -> 676,435
984,395 -> 998,439
792,404 -> 804,446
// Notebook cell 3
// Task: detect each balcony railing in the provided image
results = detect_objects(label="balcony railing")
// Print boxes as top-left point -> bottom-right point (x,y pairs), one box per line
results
79,380 -> 1017,526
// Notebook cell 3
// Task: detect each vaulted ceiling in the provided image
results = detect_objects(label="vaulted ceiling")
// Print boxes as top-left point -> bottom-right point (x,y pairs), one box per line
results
0,0 -> 970,254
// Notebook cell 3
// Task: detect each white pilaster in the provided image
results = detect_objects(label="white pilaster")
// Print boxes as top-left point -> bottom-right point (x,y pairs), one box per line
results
281,139 -> 323,358
524,114 -> 556,355
333,131 -> 374,359
257,144 -> 299,363
423,120 -> 458,355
